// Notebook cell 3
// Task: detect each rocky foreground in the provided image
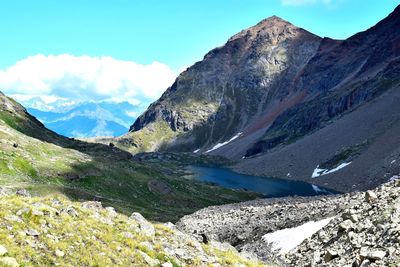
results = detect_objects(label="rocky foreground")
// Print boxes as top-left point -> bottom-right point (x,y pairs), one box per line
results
0,188 -> 262,267
177,176 -> 400,266
1,178 -> 399,266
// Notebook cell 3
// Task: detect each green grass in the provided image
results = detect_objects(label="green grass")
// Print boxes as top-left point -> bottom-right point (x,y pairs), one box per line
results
319,142 -> 368,169
0,194 -> 265,266
0,94 -> 258,223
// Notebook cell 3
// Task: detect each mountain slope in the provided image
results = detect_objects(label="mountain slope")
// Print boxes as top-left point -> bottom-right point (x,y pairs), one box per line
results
0,190 -> 263,266
0,92 -> 257,222
125,16 -> 321,153
123,5 -> 400,191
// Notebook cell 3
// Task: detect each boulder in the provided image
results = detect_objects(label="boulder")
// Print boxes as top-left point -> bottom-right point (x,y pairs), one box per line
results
359,247 -> 386,260
130,212 -> 155,237
365,191 -> 378,203
0,245 -> 8,256
0,257 -> 19,267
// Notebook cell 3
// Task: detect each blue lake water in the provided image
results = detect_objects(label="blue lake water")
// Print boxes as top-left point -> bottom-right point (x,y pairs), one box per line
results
188,166 -> 334,197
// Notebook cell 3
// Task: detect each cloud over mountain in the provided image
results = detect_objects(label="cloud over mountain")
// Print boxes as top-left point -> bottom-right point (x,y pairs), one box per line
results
0,54 -> 176,105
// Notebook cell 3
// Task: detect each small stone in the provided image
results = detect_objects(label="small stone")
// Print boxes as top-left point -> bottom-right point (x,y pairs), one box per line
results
0,257 -> 19,267
60,206 -> 78,217
359,247 -> 386,260
138,251 -> 160,267
105,207 -> 117,218
55,249 -> 65,257
81,201 -> 102,210
25,229 -> 40,237
0,245 -> 8,256
15,189 -> 30,197
365,191 -> 377,203
312,250 -> 321,263
324,249 -> 338,262
122,232 -> 134,239
359,259 -> 371,267
339,220 -> 354,232
161,262 -> 173,267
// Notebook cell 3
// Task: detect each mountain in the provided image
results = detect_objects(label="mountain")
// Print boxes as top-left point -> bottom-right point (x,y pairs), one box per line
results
26,101 -> 142,137
0,91 -> 257,222
123,5 -> 400,192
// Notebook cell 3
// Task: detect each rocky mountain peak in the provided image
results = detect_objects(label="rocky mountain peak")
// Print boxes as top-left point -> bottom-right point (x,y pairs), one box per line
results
256,15 -> 291,27
228,14 -> 311,44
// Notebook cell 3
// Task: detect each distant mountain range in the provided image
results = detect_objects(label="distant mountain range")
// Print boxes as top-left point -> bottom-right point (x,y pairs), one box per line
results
25,101 -> 143,138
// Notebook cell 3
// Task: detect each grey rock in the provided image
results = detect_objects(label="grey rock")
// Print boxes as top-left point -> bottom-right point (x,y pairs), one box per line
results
324,249 -> 339,262
130,212 -> 155,237
81,201 -> 102,210
25,229 -> 40,237
365,191 -> 378,203
359,247 -> 387,260
339,220 -> 354,232
0,245 -> 8,256
15,189 -> 31,197
0,257 -> 19,267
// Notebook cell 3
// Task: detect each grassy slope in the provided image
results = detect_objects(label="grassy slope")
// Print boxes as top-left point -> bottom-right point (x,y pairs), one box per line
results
0,193 -> 265,266
0,93 -> 258,222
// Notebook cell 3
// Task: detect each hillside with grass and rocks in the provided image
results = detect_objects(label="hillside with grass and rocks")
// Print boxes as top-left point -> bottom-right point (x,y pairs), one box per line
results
0,91 -> 258,223
0,188 -> 263,267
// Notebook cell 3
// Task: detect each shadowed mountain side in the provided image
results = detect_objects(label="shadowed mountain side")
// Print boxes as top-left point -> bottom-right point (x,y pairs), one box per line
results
234,84 -> 400,192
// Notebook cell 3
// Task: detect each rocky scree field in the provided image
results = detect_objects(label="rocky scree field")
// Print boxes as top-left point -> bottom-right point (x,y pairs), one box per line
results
177,177 -> 400,266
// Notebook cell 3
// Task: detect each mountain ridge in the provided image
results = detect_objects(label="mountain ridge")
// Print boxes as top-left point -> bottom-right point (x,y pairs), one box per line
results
121,5 -> 400,192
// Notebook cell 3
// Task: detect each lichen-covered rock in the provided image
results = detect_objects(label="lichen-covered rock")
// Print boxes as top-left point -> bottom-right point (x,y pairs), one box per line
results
0,257 -> 19,267
0,245 -> 8,256
129,212 -> 155,237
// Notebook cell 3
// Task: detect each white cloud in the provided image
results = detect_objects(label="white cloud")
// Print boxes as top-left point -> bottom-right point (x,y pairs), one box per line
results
0,54 -> 177,106
281,0 -> 333,6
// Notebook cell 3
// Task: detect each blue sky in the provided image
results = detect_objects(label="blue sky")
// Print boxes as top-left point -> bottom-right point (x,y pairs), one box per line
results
0,0 -> 398,71
0,0 -> 398,109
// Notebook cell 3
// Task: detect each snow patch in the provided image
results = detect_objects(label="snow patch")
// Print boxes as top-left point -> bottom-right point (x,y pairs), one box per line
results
205,132 -> 242,153
262,217 -> 334,254
312,162 -> 352,178
193,149 -> 200,153
389,175 -> 399,182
